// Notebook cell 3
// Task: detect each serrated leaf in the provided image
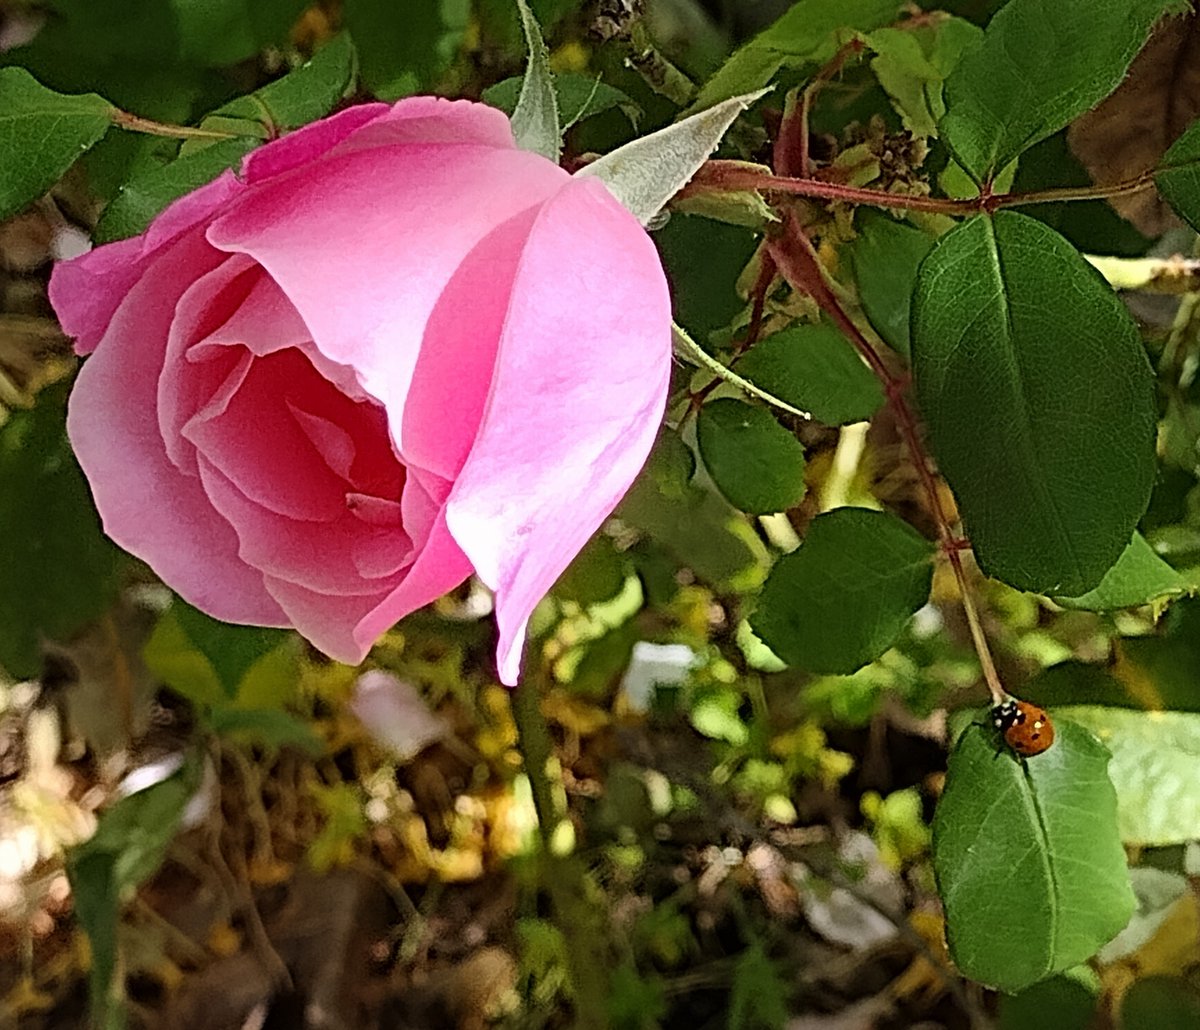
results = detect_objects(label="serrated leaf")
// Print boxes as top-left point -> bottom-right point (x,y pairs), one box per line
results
737,324 -> 884,426
847,210 -> 933,359
691,0 -> 906,112
697,398 -> 807,515
577,91 -> 766,226
912,211 -> 1157,596
1156,116 -> 1200,232
750,508 -> 934,674
206,707 -> 321,754
0,67 -> 113,220
933,721 -> 1135,993
212,32 -> 358,132
0,383 -> 121,678
1055,706 -> 1200,846
1055,533 -> 1190,611
483,73 -> 639,129
941,0 -> 1178,183
511,0 -> 559,162
94,137 -> 258,243
728,941 -> 788,1030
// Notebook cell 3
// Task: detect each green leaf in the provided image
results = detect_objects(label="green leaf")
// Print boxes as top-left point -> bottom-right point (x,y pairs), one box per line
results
728,941 -> 789,1030
697,398 -> 807,515
867,17 -> 982,138
206,707 -> 321,754
912,211 -> 1156,596
932,721 -> 1135,993
483,73 -> 639,130
0,384 -> 121,678
511,0 -> 559,162
144,600 -> 291,702
847,210 -> 934,359
1156,117 -> 1200,233
750,508 -> 934,674
94,137 -> 258,243
1054,533 -> 1191,611
1098,868 -> 1190,964
656,215 -> 759,338
68,759 -> 200,1028
940,0 -> 1178,183
737,324 -> 884,426
342,0 -> 468,99
998,973 -> 1100,1030
0,67 -> 113,220
691,0 -> 906,112
212,32 -> 358,131
1120,977 -> 1200,1030
1055,706 -> 1200,846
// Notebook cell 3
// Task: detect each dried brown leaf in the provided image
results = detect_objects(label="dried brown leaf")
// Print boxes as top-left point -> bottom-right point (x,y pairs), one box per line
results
1068,10 -> 1200,235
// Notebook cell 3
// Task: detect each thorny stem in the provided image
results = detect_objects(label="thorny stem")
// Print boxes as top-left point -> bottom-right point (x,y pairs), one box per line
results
109,109 -> 241,141
765,212 -> 1007,705
687,162 -> 1160,219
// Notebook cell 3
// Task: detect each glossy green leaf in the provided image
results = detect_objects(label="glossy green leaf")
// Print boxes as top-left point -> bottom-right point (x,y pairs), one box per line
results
697,398 -> 807,515
912,211 -> 1156,596
483,73 -> 639,130
933,721 -> 1134,993
750,508 -> 934,673
1056,706 -> 1200,846
0,384 -> 121,678
68,759 -> 200,1029
94,137 -> 258,243
211,32 -> 358,131
1055,534 -> 1190,611
941,0 -> 1177,182
656,215 -> 759,338
0,67 -> 113,220
866,17 -> 982,138
848,210 -> 934,359
1120,977 -> 1200,1030
691,0 -> 906,111
343,0 -> 467,99
1156,117 -> 1200,233
737,324 -> 884,426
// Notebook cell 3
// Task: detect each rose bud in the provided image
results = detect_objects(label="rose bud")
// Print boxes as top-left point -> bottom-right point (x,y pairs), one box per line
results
50,97 -> 672,684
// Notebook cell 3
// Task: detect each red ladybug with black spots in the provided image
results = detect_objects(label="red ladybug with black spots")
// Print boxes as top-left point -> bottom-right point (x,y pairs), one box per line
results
992,698 -> 1054,758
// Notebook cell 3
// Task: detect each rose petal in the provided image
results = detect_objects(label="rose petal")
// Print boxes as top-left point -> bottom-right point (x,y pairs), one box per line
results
205,144 -> 568,457
445,177 -> 672,684
197,456 -> 411,596
65,228 -> 286,624
50,171 -> 244,355
241,103 -> 391,184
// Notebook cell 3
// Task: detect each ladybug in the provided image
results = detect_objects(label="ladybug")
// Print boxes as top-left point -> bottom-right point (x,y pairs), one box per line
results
992,698 -> 1054,758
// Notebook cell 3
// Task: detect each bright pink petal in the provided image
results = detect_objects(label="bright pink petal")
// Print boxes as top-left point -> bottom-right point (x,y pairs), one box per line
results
263,576 -> 391,666
65,229 -> 286,625
445,177 -> 673,684
241,103 -> 390,183
204,145 -> 568,456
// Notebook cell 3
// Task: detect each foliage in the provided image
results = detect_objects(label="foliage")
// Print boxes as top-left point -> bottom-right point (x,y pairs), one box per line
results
4,0 -> 1200,1026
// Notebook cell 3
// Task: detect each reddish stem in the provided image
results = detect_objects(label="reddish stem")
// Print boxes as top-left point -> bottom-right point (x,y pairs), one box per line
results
766,213 -> 1006,703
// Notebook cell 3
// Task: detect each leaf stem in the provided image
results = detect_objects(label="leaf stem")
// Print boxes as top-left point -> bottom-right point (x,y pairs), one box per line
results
687,161 -> 1160,218
109,109 -> 241,141
766,212 -> 1007,705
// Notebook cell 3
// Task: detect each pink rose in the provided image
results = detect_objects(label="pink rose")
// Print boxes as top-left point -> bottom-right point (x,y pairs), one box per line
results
50,98 -> 672,684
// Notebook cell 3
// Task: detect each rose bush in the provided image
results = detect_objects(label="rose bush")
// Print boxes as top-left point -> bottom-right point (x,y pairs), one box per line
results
50,97 -> 673,684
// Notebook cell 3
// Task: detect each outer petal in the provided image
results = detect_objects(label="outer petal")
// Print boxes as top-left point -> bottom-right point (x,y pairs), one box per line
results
204,144 -> 568,457
444,177 -> 672,684
65,232 -> 286,624
49,171 -> 243,354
